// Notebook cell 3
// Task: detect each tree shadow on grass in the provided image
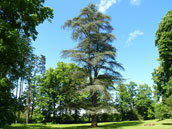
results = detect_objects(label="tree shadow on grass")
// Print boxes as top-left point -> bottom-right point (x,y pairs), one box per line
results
99,121 -> 143,129
3,124 -> 49,129
3,121 -> 143,129
162,123 -> 172,125
3,124 -> 90,129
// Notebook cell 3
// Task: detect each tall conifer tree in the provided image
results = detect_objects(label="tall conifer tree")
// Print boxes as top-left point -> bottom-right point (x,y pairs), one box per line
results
62,4 -> 123,127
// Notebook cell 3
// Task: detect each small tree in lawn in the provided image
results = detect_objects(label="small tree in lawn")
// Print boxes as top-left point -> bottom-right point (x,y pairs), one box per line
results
62,4 -> 123,127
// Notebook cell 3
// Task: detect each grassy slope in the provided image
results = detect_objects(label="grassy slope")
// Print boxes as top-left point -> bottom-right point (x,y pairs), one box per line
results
1,119 -> 172,129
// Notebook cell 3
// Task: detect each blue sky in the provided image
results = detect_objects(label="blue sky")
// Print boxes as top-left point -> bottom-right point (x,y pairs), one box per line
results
33,0 -> 172,86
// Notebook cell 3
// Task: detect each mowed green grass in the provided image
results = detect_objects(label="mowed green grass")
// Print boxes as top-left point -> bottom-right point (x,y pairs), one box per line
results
1,119 -> 172,129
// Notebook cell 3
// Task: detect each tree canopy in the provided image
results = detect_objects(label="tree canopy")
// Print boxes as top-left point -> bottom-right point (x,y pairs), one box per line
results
153,10 -> 172,99
0,0 -> 53,40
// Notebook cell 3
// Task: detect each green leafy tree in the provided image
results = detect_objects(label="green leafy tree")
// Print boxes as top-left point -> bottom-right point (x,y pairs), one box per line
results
0,78 -> 16,126
0,0 -> 53,126
134,84 -> 154,120
147,107 -> 155,119
34,68 -> 56,123
155,103 -> 168,120
153,10 -> 172,120
0,36 -> 32,126
62,4 -> 123,127
115,82 -> 138,120
153,10 -> 172,99
155,95 -> 172,120
126,82 -> 137,110
34,62 -> 85,123
0,0 -> 53,40
116,82 -> 155,120
0,0 -> 53,78
116,84 -> 131,120
152,65 -> 166,100
164,95 -> 172,117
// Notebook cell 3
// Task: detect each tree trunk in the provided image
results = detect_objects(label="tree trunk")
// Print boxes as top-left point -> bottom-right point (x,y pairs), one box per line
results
91,113 -> 97,127
87,38 -> 98,127
15,80 -> 19,123
88,115 -> 91,122
74,109 -> 78,123
31,102 -> 34,121
16,80 -> 18,98
31,84 -> 36,121
91,93 -> 98,127
17,78 -> 23,123
26,77 -> 31,124
53,102 -> 56,120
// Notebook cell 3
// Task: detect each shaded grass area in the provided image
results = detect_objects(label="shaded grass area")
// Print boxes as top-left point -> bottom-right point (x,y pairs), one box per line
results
1,119 -> 172,129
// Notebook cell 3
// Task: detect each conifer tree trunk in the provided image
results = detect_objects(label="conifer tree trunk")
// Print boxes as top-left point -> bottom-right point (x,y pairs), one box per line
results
92,113 -> 97,127
91,58 -> 98,127
91,93 -> 98,127
86,37 -> 98,127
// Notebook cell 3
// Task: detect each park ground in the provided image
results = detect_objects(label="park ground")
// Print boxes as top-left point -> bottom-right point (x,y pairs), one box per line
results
1,119 -> 172,129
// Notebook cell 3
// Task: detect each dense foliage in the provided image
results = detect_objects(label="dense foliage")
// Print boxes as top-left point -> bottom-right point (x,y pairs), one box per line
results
32,62 -> 86,123
0,0 -> 53,126
115,82 -> 154,121
153,10 -> 172,99
152,10 -> 172,120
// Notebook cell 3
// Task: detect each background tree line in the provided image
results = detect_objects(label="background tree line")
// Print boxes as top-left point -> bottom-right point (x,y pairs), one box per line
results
7,63 -> 172,124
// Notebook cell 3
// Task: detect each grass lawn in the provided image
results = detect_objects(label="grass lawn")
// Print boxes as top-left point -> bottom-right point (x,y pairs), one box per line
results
1,119 -> 172,129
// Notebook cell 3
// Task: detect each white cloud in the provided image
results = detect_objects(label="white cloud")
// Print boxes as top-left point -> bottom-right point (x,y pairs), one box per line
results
98,0 -> 141,13
130,0 -> 141,5
98,0 -> 119,13
125,30 -> 144,47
